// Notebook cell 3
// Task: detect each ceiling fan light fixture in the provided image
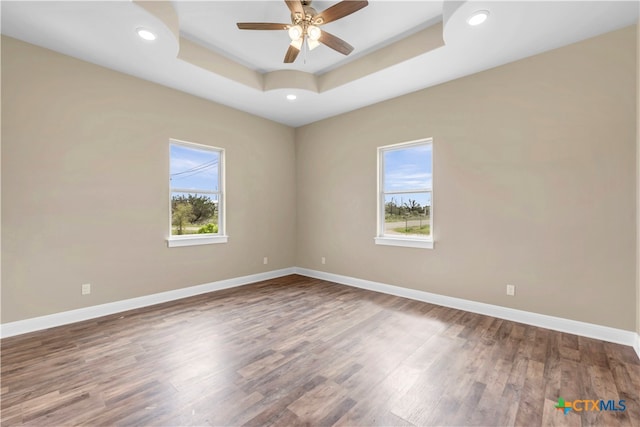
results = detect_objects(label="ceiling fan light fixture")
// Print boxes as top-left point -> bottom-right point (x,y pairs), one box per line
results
290,38 -> 303,50
286,94 -> 297,101
307,25 -> 321,41
288,25 -> 303,41
467,10 -> 489,26
307,38 -> 320,50
136,28 -> 156,41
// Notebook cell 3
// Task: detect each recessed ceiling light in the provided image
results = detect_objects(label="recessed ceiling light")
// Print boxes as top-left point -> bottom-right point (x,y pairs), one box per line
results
286,94 -> 297,101
137,28 -> 156,41
467,10 -> 489,26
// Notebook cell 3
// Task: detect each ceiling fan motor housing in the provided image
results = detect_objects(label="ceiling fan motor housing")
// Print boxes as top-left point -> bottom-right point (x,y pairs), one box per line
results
291,6 -> 318,25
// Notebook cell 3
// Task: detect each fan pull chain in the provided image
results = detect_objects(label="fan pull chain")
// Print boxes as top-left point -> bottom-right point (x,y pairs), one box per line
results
303,37 -> 308,65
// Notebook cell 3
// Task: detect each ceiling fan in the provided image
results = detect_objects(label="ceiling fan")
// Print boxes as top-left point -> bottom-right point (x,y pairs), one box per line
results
236,0 -> 369,63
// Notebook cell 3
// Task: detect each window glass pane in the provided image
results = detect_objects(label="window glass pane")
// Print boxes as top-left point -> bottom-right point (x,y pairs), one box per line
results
171,192 -> 219,236
170,144 -> 219,191
383,192 -> 431,237
383,144 -> 432,191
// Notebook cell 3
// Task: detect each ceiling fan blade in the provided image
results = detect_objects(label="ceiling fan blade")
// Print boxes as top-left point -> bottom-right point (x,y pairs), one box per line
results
319,30 -> 354,55
284,44 -> 300,63
237,23 -> 289,30
313,0 -> 368,25
285,0 -> 305,19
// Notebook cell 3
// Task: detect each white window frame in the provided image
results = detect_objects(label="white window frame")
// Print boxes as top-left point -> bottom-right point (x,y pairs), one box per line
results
167,138 -> 227,248
375,138 -> 434,249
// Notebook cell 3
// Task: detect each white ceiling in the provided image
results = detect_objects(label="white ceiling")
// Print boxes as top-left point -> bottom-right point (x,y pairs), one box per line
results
1,1 -> 638,127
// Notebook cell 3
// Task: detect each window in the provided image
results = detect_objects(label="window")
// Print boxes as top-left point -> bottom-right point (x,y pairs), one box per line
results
167,139 -> 226,247
376,138 -> 433,249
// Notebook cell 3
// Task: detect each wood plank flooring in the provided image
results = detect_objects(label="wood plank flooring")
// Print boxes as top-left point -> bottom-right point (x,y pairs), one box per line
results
1,275 -> 639,426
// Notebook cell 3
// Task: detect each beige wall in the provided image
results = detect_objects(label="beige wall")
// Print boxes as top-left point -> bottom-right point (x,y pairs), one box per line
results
1,37 -> 296,323
296,25 -> 637,330
637,19 -> 640,337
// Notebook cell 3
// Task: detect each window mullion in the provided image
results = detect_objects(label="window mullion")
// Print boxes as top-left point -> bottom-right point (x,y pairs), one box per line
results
171,188 -> 219,195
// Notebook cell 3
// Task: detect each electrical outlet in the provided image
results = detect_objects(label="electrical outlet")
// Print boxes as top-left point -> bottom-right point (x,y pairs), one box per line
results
81,283 -> 91,295
506,284 -> 515,296
263,257 -> 268,265
321,257 -> 326,265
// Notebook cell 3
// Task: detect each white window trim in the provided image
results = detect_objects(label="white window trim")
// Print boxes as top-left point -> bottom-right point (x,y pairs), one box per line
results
374,236 -> 434,249
167,138 -> 226,248
376,138 -> 434,249
167,234 -> 228,248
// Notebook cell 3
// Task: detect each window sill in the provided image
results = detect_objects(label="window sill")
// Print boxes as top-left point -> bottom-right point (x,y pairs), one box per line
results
374,236 -> 434,249
167,235 -> 228,248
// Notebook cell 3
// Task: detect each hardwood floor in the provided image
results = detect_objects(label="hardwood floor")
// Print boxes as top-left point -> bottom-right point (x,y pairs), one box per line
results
1,274 -> 639,426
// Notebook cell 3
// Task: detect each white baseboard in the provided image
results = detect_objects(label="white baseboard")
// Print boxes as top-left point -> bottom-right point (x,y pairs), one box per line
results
294,267 -> 638,348
0,268 -> 295,339
2,266 -> 638,356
